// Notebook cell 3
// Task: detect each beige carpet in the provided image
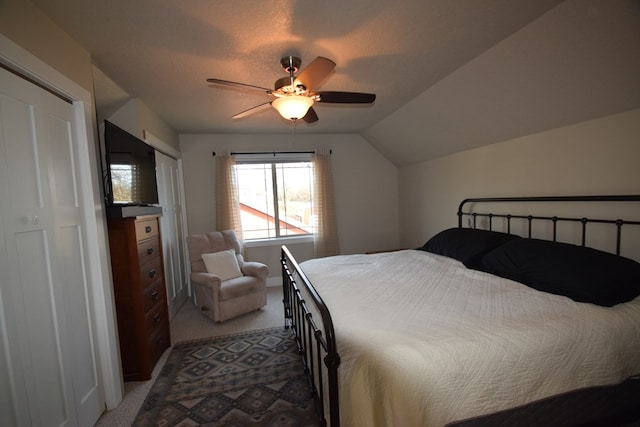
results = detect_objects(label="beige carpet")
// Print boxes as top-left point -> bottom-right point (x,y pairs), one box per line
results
96,285 -> 285,426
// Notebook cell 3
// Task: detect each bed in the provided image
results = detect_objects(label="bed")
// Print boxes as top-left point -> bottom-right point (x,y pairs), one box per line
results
280,195 -> 640,427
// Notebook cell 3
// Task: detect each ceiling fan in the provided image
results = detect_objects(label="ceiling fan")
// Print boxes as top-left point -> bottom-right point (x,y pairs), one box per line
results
206,56 -> 376,124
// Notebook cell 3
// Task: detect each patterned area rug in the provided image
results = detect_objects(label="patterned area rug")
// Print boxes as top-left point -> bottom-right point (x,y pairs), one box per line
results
134,327 -> 320,426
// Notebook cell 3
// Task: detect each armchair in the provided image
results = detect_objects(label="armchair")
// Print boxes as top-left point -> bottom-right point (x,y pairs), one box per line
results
186,230 -> 268,322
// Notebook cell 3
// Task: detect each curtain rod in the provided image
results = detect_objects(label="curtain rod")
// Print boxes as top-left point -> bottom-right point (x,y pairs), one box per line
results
212,150 -> 331,157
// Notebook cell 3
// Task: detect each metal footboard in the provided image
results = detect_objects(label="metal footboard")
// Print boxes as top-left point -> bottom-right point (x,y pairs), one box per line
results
281,245 -> 340,427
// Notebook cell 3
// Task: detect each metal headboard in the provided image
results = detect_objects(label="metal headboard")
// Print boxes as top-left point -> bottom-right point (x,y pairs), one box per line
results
457,195 -> 640,256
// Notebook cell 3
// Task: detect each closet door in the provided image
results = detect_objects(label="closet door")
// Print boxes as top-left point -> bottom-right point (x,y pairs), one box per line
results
155,151 -> 187,319
0,67 -> 103,426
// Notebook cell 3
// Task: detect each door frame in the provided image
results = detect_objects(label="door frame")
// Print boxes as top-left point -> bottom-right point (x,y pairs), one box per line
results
0,34 -> 124,409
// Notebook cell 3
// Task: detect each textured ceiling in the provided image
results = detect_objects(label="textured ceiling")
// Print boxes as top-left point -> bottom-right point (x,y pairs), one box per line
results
29,0 -> 640,165
31,0 -> 561,131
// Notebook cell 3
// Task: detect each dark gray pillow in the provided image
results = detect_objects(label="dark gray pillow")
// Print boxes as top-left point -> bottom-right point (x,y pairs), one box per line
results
419,228 -> 520,267
476,238 -> 640,307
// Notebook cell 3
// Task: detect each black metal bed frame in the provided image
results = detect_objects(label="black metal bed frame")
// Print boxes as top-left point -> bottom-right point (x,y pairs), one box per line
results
281,245 -> 340,427
281,195 -> 640,427
458,195 -> 640,255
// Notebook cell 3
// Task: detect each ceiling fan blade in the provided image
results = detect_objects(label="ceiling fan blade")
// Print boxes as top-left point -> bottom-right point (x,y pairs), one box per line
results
316,91 -> 376,104
302,107 -> 319,123
207,78 -> 273,95
295,57 -> 336,91
232,102 -> 272,119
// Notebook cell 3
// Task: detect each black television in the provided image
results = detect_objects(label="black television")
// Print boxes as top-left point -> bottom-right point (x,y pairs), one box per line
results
103,120 -> 161,218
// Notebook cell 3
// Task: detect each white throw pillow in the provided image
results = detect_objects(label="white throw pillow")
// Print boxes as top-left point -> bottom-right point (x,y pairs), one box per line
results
201,249 -> 243,281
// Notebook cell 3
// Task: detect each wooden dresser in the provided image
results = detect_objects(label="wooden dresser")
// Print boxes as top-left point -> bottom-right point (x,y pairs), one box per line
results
107,214 -> 171,381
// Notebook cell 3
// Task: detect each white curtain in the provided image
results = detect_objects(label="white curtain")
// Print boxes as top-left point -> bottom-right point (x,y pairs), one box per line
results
313,152 -> 339,257
215,154 -> 242,239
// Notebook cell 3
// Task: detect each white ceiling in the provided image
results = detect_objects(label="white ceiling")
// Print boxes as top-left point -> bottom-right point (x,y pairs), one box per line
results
31,0 -> 640,166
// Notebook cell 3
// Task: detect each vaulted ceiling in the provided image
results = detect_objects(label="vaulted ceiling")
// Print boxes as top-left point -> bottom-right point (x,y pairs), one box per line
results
31,0 -> 640,166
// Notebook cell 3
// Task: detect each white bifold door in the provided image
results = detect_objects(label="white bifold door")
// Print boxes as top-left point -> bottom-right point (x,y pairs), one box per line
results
155,151 -> 188,319
0,67 -> 104,425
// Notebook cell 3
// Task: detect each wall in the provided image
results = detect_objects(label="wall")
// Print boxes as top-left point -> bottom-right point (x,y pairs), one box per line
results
106,98 -> 180,152
399,109 -> 640,257
0,0 -> 93,92
363,0 -> 640,167
179,133 -> 400,274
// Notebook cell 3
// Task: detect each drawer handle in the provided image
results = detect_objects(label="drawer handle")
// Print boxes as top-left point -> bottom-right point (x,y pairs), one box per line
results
146,247 -> 154,255
149,269 -> 157,279
156,336 -> 164,346
151,291 -> 159,301
154,313 -> 161,323
145,225 -> 152,233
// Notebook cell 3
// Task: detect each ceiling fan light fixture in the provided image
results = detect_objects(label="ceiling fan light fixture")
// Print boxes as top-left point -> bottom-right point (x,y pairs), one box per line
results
208,56 -> 375,125
272,95 -> 314,121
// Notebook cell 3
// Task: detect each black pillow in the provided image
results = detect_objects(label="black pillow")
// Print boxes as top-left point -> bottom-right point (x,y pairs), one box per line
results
419,228 -> 520,267
477,238 -> 640,307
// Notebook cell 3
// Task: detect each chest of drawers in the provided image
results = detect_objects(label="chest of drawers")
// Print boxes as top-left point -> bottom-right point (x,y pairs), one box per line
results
107,214 -> 171,381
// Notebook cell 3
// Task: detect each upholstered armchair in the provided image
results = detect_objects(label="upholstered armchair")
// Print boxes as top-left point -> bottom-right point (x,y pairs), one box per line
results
186,230 -> 268,322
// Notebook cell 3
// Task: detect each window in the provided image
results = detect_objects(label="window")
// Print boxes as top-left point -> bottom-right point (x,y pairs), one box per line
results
110,163 -> 134,203
235,161 -> 315,240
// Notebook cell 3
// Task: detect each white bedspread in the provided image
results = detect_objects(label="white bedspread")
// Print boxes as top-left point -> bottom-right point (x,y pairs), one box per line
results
300,250 -> 640,427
